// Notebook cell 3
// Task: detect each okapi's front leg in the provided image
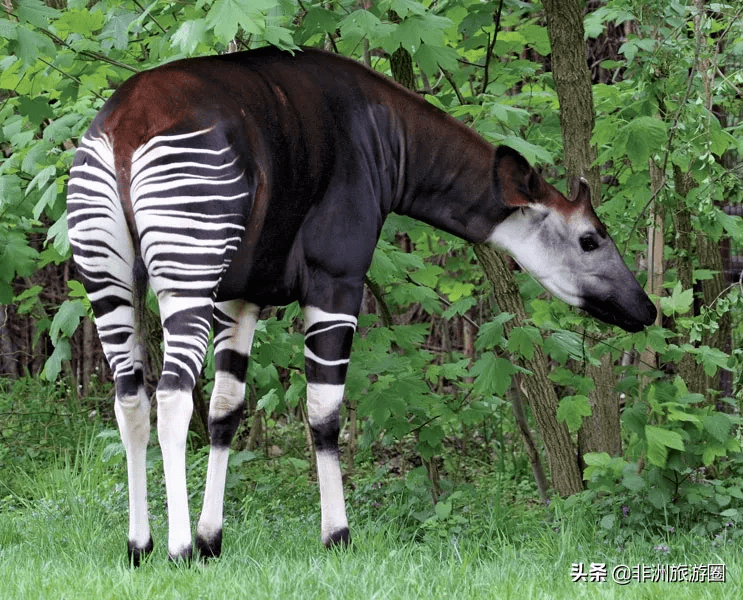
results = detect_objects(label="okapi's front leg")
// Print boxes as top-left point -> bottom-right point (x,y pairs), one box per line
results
303,307 -> 357,547
196,300 -> 259,559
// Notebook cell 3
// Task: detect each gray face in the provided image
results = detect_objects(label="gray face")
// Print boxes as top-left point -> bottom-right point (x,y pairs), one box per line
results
488,204 -> 657,332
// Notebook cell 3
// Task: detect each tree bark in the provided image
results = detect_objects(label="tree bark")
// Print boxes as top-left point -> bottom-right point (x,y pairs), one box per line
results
543,0 -> 599,192
640,161 -> 665,378
674,166 -> 707,394
543,0 -> 622,459
578,356 -> 622,457
474,244 -> 583,496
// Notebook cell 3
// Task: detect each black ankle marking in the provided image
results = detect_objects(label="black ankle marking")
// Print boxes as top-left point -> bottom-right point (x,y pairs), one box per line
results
167,544 -> 193,564
195,530 -> 223,560
127,536 -> 154,567
324,527 -> 350,549
208,404 -> 244,447
311,420 -> 340,453
214,349 -> 248,382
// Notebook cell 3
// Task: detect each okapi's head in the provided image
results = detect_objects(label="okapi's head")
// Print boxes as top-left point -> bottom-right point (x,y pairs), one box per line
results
488,146 -> 657,333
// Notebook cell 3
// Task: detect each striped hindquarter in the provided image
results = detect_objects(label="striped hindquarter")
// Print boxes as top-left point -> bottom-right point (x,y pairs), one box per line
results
68,127 -> 253,561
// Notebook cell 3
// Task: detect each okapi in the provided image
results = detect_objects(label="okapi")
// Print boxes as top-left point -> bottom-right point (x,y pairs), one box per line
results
67,46 -> 656,563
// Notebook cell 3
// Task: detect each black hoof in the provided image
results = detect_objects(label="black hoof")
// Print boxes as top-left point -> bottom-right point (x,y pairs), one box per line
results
195,530 -> 223,560
127,537 -> 154,567
323,527 -> 351,549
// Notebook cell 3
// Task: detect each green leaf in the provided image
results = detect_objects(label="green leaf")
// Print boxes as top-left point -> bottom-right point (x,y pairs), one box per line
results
659,281 -> 693,316
33,180 -> 60,220
17,97 -> 54,127
599,514 -> 615,530
17,0 -> 60,28
544,330 -> 585,363
470,353 -> 520,396
475,313 -> 513,351
582,452 -> 611,467
666,407 -> 702,427
507,326 -> 542,361
172,19 -> 208,55
339,10 -> 392,42
43,114 -> 81,144
418,423 -> 444,451
256,388 -> 280,414
556,395 -> 591,433
409,264 -> 443,288
204,0 -> 286,45
413,44 -> 460,76
0,231 -> 39,281
228,449 -> 257,467
27,164 -> 56,197
703,413 -> 734,444
49,299 -> 87,344
0,19 -> 18,40
385,0 -> 427,18
692,345 -> 731,377
519,24 -> 550,55
491,135 -> 553,165
621,471 -> 646,492
13,24 -> 56,66
13,285 -> 43,315
645,425 -> 685,467
441,296 -> 477,318
47,212 -> 71,258
42,337 -> 71,381
434,500 -> 452,520
439,279 -> 474,302
619,116 -> 667,167
53,7 -> 104,37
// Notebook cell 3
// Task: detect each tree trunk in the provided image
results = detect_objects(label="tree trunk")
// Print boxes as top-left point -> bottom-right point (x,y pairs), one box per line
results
474,244 -> 583,496
543,0 -> 599,193
674,166 -> 707,394
697,233 -> 731,395
543,0 -> 623,459
578,355 -> 622,457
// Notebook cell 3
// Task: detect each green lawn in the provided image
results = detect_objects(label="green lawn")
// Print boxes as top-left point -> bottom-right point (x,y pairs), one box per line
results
1,426 -> 740,600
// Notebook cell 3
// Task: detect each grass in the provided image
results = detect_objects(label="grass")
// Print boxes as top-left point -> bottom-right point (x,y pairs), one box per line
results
1,383 -> 741,598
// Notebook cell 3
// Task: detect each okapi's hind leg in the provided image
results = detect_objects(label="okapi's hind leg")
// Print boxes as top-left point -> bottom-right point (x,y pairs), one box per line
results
99,304 -> 152,566
196,300 -> 259,559
154,293 -> 216,562
303,306 -> 357,547
66,133 -> 153,565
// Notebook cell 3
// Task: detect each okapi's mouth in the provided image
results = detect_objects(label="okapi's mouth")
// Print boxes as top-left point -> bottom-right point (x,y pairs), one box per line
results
581,293 -> 657,333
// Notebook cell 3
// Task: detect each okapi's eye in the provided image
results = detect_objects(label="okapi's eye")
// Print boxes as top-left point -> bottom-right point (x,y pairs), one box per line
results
579,234 -> 600,252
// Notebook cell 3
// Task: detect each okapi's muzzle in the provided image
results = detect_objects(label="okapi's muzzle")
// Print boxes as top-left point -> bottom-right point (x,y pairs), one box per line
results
581,289 -> 657,333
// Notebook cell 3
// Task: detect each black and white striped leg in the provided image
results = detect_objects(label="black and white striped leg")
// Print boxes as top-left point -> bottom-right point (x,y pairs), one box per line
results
67,135 -> 153,564
116,373 -> 153,566
196,300 -> 259,559
155,292 -> 216,562
303,306 -> 357,547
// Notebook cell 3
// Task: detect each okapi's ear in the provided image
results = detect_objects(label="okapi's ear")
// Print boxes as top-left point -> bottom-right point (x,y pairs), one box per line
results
568,176 -> 592,206
494,145 -> 549,207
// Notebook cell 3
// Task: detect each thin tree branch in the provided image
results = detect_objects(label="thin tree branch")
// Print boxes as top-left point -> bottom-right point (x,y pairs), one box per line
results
39,58 -> 104,101
482,0 -> 504,96
441,69 -> 466,106
132,0 -> 168,34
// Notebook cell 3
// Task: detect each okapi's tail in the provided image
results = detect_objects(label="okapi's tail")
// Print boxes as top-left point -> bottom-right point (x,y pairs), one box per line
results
113,144 -> 149,363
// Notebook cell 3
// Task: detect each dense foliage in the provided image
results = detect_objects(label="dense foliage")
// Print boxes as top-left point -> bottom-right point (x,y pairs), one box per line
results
1,0 -> 743,544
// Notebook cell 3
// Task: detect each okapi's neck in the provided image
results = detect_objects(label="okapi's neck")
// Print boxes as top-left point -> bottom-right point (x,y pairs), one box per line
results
390,99 -> 505,243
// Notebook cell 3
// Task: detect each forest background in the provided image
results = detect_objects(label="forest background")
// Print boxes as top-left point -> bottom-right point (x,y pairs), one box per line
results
1,0 -> 743,562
